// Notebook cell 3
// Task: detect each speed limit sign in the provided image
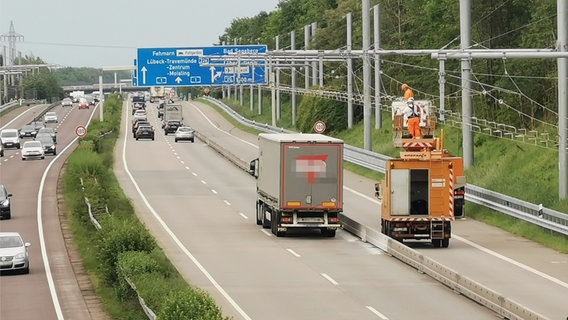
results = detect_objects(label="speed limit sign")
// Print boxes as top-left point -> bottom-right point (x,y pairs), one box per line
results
75,126 -> 87,138
313,120 -> 326,134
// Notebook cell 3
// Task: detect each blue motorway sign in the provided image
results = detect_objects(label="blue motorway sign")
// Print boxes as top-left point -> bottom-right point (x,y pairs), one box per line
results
135,45 -> 267,87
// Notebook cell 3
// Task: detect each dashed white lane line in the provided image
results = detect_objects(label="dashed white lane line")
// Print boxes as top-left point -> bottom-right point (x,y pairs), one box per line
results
321,273 -> 338,285
286,249 -> 301,258
366,306 -> 389,319
238,212 -> 248,219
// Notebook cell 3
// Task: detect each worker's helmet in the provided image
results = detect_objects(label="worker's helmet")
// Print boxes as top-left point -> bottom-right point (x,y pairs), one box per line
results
401,83 -> 409,90
407,97 -> 414,103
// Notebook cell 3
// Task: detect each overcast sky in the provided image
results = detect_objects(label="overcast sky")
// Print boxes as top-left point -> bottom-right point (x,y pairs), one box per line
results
0,0 -> 280,68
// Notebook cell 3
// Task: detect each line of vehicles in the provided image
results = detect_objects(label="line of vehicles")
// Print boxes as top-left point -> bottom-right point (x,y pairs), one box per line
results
0,112 -> 59,160
129,93 -> 194,143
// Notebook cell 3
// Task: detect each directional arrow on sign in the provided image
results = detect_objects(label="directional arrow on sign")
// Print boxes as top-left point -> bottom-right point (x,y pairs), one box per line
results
210,66 -> 222,82
141,66 -> 147,84
175,77 -> 183,84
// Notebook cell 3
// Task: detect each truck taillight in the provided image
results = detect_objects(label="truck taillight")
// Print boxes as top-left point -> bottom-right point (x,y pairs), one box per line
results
328,217 -> 339,223
281,216 -> 293,223
321,201 -> 337,208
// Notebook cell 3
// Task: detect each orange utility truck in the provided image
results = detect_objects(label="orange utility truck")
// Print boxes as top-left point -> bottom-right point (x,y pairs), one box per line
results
375,111 -> 465,248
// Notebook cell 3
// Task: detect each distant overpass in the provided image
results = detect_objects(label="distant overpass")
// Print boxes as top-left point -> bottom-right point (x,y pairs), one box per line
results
62,84 -> 148,94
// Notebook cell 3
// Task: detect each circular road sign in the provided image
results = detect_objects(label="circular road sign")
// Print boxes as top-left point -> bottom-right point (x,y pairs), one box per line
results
75,126 -> 87,138
313,120 -> 326,134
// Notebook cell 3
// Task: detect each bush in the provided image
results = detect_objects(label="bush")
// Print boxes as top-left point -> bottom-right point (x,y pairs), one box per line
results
96,215 -> 156,283
157,288 -> 229,320
116,251 -> 160,300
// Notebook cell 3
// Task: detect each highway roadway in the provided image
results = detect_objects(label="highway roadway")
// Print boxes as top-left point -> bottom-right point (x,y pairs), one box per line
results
114,100 -> 512,320
0,103 -> 99,320
1,97 -> 565,320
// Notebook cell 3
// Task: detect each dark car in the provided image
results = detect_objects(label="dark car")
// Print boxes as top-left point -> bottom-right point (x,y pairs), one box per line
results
164,121 -> 182,135
37,127 -> 57,143
135,125 -> 155,141
30,121 -> 45,132
19,124 -> 37,138
0,184 -> 13,219
36,134 -> 56,155
132,120 -> 150,136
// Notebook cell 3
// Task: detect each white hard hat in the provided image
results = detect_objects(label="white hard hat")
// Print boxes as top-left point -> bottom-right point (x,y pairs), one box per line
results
407,97 -> 414,102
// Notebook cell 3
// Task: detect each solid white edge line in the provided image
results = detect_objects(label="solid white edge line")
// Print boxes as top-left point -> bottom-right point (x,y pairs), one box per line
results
38,102 -> 99,320
121,104 -> 252,320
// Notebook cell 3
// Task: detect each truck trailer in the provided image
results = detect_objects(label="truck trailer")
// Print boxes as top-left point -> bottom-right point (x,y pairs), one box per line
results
375,110 -> 465,248
249,133 -> 344,237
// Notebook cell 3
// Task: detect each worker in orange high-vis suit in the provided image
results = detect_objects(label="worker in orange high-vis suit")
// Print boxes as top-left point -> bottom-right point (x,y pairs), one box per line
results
401,83 -> 414,101
403,97 -> 421,138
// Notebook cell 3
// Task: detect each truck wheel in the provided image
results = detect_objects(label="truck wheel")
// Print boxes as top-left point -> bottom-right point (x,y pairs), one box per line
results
271,211 -> 285,237
321,229 -> 336,237
262,207 -> 271,229
255,202 -> 262,225
432,239 -> 442,248
441,239 -> 450,248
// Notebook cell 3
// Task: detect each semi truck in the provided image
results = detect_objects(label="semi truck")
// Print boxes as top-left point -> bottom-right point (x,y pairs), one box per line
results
149,86 -> 165,103
374,111 -> 465,248
248,133 -> 343,237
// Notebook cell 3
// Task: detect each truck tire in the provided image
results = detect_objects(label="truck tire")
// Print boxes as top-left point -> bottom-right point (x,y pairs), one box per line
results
262,206 -> 271,229
441,239 -> 450,248
321,228 -> 336,237
432,239 -> 442,248
271,211 -> 285,237
255,202 -> 262,225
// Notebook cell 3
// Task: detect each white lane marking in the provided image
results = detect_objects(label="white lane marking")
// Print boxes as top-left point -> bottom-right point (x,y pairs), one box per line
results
37,103 -> 99,320
224,200 -> 231,206
201,180 -> 207,185
185,166 -> 190,170
121,105 -> 252,320
211,189 -> 218,194
286,249 -> 301,258
321,273 -> 339,285
191,101 -> 568,290
190,104 -> 258,149
261,229 -> 272,237
452,234 -> 568,289
239,212 -> 248,219
366,306 -> 389,319
192,172 -> 197,176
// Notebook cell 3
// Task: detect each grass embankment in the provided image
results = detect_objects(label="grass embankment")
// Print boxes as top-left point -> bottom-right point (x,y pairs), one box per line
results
62,94 -> 230,319
199,95 -> 568,253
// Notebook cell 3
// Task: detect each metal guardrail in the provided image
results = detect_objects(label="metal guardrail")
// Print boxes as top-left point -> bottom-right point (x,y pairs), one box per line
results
203,97 -> 568,236
194,105 -> 549,320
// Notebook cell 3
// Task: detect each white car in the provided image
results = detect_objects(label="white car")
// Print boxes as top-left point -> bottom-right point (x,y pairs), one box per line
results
21,140 -> 45,160
133,109 -> 147,122
0,232 -> 30,274
174,126 -> 195,143
0,129 -> 21,149
43,111 -> 58,124
61,97 -> 73,107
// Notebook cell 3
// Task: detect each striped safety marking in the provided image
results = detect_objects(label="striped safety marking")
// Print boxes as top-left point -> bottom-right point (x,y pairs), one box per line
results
449,166 -> 454,217
402,141 -> 434,148
389,217 -> 454,221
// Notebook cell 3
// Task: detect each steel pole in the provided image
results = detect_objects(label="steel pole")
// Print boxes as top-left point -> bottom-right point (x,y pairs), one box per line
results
558,0 -> 568,199
362,0 -> 372,150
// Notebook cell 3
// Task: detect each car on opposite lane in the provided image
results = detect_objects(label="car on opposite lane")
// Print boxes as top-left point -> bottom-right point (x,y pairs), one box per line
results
0,232 -> 30,274
78,98 -> 90,109
19,124 -> 37,138
43,111 -> 58,124
0,185 -> 12,219
35,134 -> 56,155
174,126 -> 195,143
21,140 -> 45,160
37,127 -> 57,143
0,129 -> 21,149
61,97 -> 73,107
